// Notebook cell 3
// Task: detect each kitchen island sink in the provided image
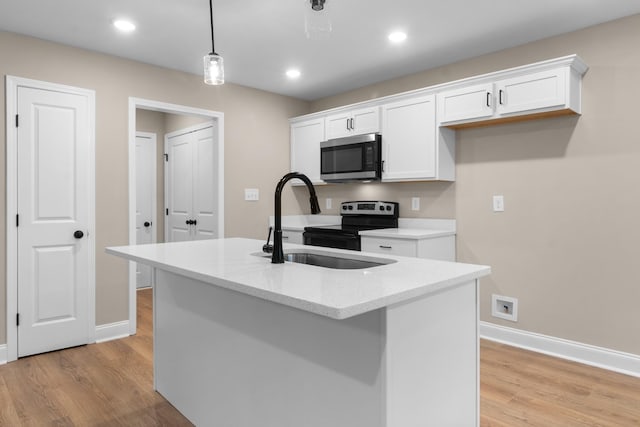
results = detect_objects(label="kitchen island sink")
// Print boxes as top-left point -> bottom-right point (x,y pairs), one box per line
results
254,248 -> 396,269
107,238 -> 490,427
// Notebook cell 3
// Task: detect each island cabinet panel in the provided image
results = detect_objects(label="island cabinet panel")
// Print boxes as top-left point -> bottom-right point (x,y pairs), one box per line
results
153,268 -> 479,427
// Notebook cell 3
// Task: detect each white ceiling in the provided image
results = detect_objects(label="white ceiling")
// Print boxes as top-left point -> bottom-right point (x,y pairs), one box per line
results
2,0 -> 640,100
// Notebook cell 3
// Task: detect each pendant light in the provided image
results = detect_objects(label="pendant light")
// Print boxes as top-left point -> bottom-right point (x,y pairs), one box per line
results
203,0 -> 224,85
305,0 -> 331,40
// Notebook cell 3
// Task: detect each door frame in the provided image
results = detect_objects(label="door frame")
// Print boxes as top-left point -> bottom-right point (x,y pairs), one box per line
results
128,98 -> 224,335
5,75 -> 96,362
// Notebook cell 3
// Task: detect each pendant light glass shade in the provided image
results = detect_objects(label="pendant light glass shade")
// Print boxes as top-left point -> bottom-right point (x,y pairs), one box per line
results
204,52 -> 224,85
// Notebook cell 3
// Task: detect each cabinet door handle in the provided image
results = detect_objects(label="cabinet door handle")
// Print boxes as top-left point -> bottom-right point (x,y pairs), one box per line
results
379,245 -> 392,249
499,89 -> 504,105
486,92 -> 491,107
346,118 -> 350,131
350,118 -> 354,130
282,235 -> 289,239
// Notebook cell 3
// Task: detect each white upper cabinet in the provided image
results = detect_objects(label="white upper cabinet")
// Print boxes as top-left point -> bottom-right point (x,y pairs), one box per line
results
381,95 -> 455,182
437,55 -> 587,128
494,69 -> 567,116
289,55 -> 587,184
325,106 -> 380,139
437,82 -> 494,124
290,117 -> 325,184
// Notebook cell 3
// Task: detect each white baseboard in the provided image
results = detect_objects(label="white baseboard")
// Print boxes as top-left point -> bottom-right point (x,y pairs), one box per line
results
95,320 -> 131,343
480,321 -> 640,378
0,344 -> 7,365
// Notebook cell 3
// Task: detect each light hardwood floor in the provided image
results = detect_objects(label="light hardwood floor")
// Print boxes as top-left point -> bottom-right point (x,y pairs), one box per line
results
1,288 -> 639,426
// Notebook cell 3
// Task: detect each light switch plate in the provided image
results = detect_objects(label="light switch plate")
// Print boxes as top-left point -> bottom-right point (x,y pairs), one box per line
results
493,195 -> 504,212
411,197 -> 420,211
326,198 -> 332,209
245,188 -> 259,201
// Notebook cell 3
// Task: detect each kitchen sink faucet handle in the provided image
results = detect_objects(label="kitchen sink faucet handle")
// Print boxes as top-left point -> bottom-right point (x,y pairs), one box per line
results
263,226 -> 274,254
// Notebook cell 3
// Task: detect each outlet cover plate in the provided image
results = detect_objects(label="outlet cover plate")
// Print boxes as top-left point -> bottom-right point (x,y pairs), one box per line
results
491,294 -> 518,322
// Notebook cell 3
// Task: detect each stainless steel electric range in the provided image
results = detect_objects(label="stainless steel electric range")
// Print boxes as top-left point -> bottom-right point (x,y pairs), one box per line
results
303,201 -> 399,251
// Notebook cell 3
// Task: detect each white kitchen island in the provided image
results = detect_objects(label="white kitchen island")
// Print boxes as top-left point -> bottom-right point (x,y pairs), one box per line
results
107,238 -> 490,427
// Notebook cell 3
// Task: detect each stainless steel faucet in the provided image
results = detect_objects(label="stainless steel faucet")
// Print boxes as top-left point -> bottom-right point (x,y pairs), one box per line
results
271,172 -> 321,264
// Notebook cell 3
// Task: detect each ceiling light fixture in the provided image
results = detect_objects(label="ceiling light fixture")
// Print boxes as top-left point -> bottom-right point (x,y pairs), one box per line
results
388,31 -> 407,43
305,0 -> 332,40
310,0 -> 325,11
113,19 -> 136,33
286,69 -> 301,79
203,0 -> 224,85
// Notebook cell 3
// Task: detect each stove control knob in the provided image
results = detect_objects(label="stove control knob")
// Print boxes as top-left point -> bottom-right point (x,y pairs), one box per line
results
379,206 -> 384,211
342,205 -> 348,210
386,205 -> 392,211
348,205 -> 354,210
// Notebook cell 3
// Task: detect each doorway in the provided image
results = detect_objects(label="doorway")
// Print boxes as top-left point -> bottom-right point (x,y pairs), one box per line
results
6,76 -> 96,362
128,98 -> 224,334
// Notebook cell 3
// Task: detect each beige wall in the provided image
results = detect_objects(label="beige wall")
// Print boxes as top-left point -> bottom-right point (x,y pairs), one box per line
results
3,13 -> 640,357
309,14 -> 640,355
0,31 -> 309,343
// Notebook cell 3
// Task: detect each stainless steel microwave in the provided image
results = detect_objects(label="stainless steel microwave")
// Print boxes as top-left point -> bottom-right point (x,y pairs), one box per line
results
320,133 -> 382,182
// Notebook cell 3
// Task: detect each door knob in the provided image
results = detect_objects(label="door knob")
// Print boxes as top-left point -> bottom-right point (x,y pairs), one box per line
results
144,221 -> 151,227
74,230 -> 84,239
186,219 -> 193,225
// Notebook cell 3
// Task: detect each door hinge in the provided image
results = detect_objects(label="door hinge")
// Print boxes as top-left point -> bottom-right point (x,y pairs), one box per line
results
16,313 -> 20,326
15,114 -> 19,128
16,214 -> 19,227
164,153 -> 168,162
166,208 -> 169,216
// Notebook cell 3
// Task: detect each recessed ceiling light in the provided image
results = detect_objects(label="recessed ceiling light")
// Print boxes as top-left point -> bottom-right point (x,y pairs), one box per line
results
113,19 -> 136,33
388,31 -> 407,43
286,69 -> 301,79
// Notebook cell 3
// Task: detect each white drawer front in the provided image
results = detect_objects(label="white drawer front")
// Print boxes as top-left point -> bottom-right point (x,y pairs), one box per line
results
281,230 -> 304,245
361,237 -> 417,257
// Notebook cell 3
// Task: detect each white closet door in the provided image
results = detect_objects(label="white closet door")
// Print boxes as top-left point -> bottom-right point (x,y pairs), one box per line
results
192,126 -> 217,240
135,132 -> 156,287
165,124 -> 217,242
17,85 -> 92,357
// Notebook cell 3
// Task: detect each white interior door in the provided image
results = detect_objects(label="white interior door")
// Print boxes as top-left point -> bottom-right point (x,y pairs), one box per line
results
16,84 -> 94,358
165,124 -> 217,242
135,132 -> 156,288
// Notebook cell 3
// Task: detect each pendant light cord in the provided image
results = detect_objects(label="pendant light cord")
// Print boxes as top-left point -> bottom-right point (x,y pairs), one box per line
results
209,0 -> 216,54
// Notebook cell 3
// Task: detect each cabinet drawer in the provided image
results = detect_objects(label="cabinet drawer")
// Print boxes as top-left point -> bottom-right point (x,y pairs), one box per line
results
361,237 -> 417,257
281,230 -> 304,245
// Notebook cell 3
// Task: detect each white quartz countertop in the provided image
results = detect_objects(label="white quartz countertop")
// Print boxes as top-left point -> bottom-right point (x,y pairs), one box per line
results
359,228 -> 456,239
106,238 -> 489,320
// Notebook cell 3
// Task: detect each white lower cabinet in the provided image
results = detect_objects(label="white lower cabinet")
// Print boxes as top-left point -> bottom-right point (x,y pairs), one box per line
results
361,235 -> 455,261
281,229 -> 304,245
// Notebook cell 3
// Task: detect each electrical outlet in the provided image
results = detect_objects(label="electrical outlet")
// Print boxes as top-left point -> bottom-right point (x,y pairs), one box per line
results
491,294 -> 518,322
326,198 -> 332,209
244,188 -> 259,201
493,195 -> 505,212
411,197 -> 420,211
